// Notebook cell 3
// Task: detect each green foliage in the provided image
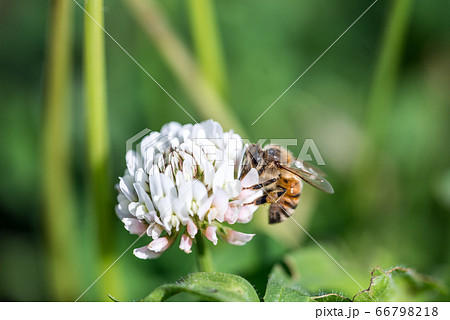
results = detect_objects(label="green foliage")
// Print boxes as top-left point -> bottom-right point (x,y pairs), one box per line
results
312,294 -> 351,302
42,0 -> 80,300
353,267 -> 448,302
136,266 -> 446,302
263,264 -> 447,303
283,245 -> 366,297
140,272 -> 260,302
1,0 -> 449,301
352,267 -> 391,302
263,263 -> 353,302
264,265 -> 312,302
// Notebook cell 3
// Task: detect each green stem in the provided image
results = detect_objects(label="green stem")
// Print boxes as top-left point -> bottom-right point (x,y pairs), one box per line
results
84,0 -> 123,299
123,0 -> 246,135
187,0 -> 227,97
352,0 -> 413,217
366,0 -> 413,142
195,233 -> 214,272
43,0 -> 79,301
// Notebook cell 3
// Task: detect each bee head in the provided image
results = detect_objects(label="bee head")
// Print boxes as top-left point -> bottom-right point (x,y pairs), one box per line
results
264,146 -> 282,163
247,144 -> 263,167
239,144 -> 263,179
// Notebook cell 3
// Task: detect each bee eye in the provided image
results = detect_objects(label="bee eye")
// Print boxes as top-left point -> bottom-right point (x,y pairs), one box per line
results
251,151 -> 260,166
267,148 -> 280,161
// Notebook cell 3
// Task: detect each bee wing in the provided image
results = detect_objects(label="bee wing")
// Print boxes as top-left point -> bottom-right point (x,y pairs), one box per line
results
280,162 -> 335,194
297,160 -> 327,177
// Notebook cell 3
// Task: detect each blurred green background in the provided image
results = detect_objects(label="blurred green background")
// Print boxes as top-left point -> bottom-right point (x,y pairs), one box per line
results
0,0 -> 449,301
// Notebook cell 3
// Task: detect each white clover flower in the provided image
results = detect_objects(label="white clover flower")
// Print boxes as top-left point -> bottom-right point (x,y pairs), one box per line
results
115,120 -> 262,259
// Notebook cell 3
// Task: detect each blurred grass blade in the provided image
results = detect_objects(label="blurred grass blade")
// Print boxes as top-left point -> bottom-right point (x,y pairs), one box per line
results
187,0 -> 227,97
366,0 -> 413,141
123,0 -> 246,135
352,0 -> 413,214
83,0 -> 122,300
43,0 -> 80,300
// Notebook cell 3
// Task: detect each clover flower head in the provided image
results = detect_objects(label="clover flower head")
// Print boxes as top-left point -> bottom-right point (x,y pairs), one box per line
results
115,120 -> 261,259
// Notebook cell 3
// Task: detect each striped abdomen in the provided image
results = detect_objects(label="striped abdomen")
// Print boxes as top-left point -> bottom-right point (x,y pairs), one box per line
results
268,173 -> 302,224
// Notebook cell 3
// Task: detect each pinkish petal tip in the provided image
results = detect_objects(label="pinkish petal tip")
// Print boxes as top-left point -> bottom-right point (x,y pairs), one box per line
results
204,225 -> 218,245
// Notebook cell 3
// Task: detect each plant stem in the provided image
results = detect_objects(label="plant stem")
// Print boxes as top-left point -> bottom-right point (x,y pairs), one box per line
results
123,0 -> 246,135
43,0 -> 79,301
366,0 -> 413,142
352,0 -> 413,216
84,0 -> 122,299
187,0 -> 227,97
195,233 -> 214,272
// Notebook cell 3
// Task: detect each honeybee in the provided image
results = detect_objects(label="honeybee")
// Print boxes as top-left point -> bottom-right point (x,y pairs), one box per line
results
239,144 -> 334,224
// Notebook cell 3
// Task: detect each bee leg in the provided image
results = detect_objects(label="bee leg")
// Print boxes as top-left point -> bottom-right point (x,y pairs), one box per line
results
266,187 -> 287,203
244,187 -> 287,206
244,178 -> 277,190
251,194 -> 268,206
238,164 -> 251,180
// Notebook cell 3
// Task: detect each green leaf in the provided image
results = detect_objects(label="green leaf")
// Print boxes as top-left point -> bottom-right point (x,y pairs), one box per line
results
264,285 -> 312,302
264,263 -> 447,302
140,272 -> 260,302
353,267 -> 390,302
264,265 -> 312,302
352,267 -> 448,302
388,267 -> 446,293
284,245 -> 366,297
107,294 -> 120,302
380,267 -> 447,301
282,245 -> 447,302
311,293 -> 352,302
